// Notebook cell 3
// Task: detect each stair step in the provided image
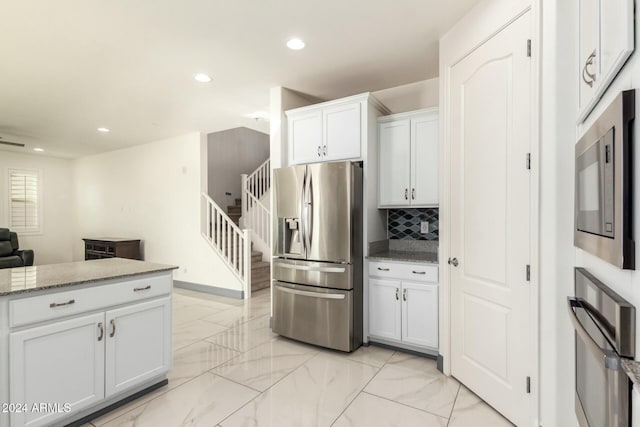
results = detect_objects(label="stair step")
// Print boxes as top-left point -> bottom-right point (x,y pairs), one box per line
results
251,280 -> 270,292
227,206 -> 241,215
235,198 -> 242,206
251,261 -> 270,271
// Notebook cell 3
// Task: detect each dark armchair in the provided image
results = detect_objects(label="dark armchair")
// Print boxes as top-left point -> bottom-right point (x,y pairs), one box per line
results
0,228 -> 34,269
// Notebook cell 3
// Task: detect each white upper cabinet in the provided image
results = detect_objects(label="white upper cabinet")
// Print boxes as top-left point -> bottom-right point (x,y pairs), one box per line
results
411,113 -> 439,206
577,0 -> 634,121
286,93 -> 388,165
378,108 -> 439,208
288,110 -> 323,164
379,120 -> 411,205
322,102 -> 362,161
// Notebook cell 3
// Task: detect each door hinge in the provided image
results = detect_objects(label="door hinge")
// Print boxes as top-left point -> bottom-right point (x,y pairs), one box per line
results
526,265 -> 531,281
526,376 -> 531,393
527,39 -> 532,57
526,153 -> 531,170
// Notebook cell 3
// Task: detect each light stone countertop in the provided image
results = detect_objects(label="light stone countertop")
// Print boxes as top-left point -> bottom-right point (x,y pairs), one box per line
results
621,359 -> 640,386
0,258 -> 177,296
367,250 -> 438,264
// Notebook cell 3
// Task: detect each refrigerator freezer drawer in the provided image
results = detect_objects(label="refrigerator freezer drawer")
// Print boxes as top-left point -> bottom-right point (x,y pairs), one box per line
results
273,282 -> 354,352
273,258 -> 353,290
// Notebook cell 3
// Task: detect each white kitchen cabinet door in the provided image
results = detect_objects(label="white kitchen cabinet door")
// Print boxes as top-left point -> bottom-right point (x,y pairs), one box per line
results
322,102 -> 361,161
9,313 -> 105,427
411,114 -> 439,206
578,0 -> 600,112
401,282 -> 438,348
288,111 -> 323,165
369,277 -> 402,341
378,120 -> 411,207
105,297 -> 171,397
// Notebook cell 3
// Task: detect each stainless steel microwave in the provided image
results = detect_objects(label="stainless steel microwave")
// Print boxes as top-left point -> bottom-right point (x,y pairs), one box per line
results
575,90 -> 635,269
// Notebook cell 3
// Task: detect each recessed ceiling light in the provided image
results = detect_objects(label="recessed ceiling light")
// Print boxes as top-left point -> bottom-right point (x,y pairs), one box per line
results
97,127 -> 110,133
286,38 -> 305,50
194,73 -> 212,83
245,111 -> 270,122
33,147 -> 44,152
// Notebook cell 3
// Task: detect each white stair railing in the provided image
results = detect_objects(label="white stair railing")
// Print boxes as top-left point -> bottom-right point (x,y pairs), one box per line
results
241,158 -> 271,253
201,192 -> 251,299
245,158 -> 270,201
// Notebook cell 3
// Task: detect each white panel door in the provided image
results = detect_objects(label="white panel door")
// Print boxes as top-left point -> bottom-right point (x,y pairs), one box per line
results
401,281 -> 438,348
368,277 -> 402,341
449,11 -> 532,426
378,120 -> 411,207
105,297 -> 171,397
9,313 -> 105,427
411,113 -> 439,206
322,102 -> 361,161
288,111 -> 323,165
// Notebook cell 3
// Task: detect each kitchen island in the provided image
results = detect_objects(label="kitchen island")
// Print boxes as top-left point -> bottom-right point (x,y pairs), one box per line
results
0,258 -> 177,427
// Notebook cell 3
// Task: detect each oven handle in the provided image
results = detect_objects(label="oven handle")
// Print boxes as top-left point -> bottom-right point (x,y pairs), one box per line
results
567,297 -> 620,370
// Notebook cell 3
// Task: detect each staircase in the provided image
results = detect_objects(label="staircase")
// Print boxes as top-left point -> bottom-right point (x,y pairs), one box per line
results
201,158 -> 272,300
227,198 -> 270,292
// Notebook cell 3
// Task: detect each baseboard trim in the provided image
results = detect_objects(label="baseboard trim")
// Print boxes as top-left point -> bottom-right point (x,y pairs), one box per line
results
437,354 -> 444,373
173,280 -> 244,299
368,339 -> 438,360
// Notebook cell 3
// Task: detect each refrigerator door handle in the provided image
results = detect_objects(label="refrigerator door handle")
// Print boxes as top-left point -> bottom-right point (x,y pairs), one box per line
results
275,263 -> 347,273
278,285 -> 346,300
300,168 -> 307,255
306,172 -> 313,251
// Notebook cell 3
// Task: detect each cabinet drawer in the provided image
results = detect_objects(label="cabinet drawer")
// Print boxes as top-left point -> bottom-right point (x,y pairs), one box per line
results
10,274 -> 172,328
369,261 -> 438,283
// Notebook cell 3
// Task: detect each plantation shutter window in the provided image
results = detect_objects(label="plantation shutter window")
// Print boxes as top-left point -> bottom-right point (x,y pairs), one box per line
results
9,169 -> 41,233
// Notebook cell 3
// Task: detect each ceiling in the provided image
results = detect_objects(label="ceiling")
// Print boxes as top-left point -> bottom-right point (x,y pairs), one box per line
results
0,0 -> 480,158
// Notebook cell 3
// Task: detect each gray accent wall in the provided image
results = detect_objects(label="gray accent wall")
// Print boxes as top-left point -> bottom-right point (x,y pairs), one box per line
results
207,127 -> 269,208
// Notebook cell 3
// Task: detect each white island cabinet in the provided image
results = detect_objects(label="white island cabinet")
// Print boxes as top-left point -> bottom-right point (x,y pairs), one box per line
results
0,258 -> 176,427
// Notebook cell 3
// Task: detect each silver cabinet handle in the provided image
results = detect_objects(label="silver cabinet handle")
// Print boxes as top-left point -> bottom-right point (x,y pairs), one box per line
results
109,319 -> 116,338
97,322 -> 104,341
403,289 -> 407,301
412,271 -> 426,275
133,285 -> 151,292
411,188 -> 415,200
323,145 -> 327,156
317,146 -> 321,157
278,285 -> 346,300
377,267 -> 390,271
448,257 -> 459,267
404,188 -> 408,200
395,288 -> 399,300
50,299 -> 75,308
582,50 -> 597,88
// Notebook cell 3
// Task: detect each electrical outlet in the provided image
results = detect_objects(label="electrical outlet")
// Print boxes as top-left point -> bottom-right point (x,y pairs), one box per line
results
420,221 -> 429,234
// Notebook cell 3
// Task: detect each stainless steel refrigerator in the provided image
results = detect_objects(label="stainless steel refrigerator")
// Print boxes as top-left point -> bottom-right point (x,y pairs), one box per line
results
272,161 -> 363,352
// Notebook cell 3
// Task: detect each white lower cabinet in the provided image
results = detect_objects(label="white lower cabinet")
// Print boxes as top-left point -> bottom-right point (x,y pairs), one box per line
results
9,313 -> 106,427
7,274 -> 172,427
105,298 -> 171,397
369,261 -> 438,351
369,278 -> 402,341
401,281 -> 438,348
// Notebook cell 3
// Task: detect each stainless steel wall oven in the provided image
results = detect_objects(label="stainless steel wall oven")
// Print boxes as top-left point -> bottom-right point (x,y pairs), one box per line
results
568,268 -> 635,427
575,90 -> 635,269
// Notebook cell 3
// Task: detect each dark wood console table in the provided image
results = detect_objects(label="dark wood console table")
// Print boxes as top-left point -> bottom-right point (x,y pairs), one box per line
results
83,238 -> 142,261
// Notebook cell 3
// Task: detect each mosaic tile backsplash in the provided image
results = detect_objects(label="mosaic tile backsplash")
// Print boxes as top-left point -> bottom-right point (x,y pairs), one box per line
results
388,208 -> 439,241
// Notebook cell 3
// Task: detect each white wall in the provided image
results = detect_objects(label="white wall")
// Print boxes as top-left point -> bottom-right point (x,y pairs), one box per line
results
0,151 -> 74,265
372,78 -> 439,113
207,127 -> 269,208
539,1 -> 579,426
73,132 -> 243,291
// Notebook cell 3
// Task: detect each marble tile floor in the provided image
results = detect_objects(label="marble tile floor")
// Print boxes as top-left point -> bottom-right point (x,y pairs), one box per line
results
81,287 -> 513,427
